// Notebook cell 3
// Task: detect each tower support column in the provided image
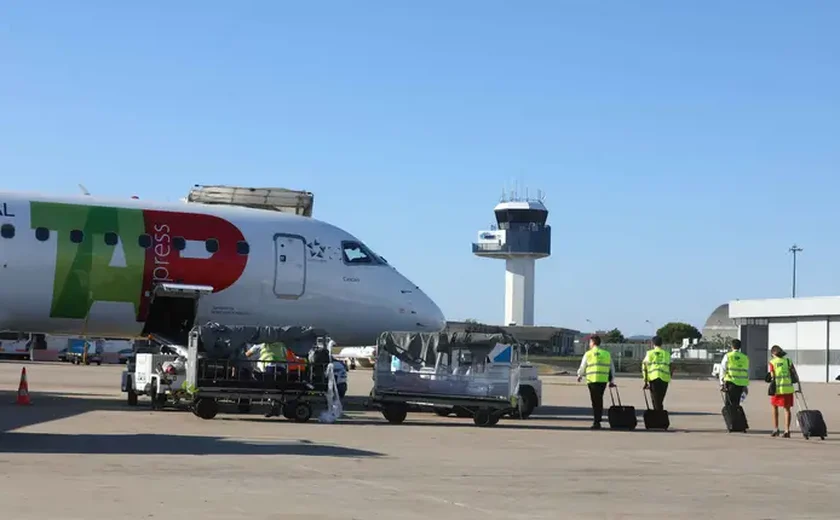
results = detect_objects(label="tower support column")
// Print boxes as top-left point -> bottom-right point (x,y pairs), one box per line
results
504,257 -> 535,326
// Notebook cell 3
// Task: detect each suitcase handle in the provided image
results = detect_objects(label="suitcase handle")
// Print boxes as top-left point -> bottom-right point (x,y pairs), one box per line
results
720,387 -> 734,407
642,386 -> 651,410
795,382 -> 809,411
609,384 -> 622,407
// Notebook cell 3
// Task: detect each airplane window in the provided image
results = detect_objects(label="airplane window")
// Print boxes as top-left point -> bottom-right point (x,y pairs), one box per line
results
35,227 -> 50,242
0,224 -> 14,239
70,229 -> 84,244
341,241 -> 383,265
172,237 -> 186,251
104,232 -> 118,246
236,241 -> 250,255
138,234 -> 152,249
205,238 -> 219,253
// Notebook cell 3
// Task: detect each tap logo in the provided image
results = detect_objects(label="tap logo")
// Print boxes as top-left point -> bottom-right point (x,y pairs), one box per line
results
30,202 -> 248,321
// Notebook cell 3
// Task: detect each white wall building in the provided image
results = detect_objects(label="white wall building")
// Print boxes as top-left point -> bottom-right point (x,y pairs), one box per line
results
729,296 -> 840,383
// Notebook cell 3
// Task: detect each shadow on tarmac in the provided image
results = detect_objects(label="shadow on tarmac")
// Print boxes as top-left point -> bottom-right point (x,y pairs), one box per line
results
0,391 -> 135,433
531,405 -> 717,419
0,391 -> 383,457
0,432 -> 383,457
219,415 -> 598,431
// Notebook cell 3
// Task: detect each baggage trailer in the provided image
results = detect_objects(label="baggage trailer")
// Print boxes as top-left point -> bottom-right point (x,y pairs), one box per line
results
369,328 -> 542,427
185,323 -> 334,421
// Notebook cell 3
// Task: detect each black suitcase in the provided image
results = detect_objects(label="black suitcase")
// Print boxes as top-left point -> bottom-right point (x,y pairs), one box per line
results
720,390 -> 748,433
642,387 -> 670,430
607,385 -> 637,430
795,386 -> 827,440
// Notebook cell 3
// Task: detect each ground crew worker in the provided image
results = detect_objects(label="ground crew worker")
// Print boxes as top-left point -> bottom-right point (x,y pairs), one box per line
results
642,335 -> 672,411
245,342 -> 285,375
245,341 -> 287,417
577,335 -> 616,430
719,338 -> 750,405
766,345 -> 798,438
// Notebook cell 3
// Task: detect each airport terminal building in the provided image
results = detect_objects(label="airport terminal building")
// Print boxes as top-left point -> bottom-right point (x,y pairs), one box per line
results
729,296 -> 840,383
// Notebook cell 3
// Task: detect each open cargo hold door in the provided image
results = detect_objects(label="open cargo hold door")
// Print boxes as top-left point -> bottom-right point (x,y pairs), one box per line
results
142,283 -> 214,345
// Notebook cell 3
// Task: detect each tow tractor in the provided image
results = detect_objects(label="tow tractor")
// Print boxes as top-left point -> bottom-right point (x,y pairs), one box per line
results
121,281 -> 213,408
121,337 -> 188,408
369,326 -> 542,427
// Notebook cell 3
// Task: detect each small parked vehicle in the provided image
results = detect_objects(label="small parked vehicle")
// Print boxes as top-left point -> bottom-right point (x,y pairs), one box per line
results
118,348 -> 135,364
64,340 -> 103,365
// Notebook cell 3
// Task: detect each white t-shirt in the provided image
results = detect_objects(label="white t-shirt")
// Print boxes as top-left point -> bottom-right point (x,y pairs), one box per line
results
246,344 -> 266,372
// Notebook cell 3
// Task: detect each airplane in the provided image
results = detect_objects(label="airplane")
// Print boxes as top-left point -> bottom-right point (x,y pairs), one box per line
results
0,190 -> 446,346
333,345 -> 377,369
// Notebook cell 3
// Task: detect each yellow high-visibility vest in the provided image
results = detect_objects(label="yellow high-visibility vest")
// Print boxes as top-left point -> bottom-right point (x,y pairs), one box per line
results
259,342 -> 286,363
770,357 -> 794,395
584,347 -> 611,383
642,347 -> 671,383
723,350 -> 750,386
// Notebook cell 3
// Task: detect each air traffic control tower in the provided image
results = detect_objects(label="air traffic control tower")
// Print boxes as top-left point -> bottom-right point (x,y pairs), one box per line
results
472,193 -> 551,327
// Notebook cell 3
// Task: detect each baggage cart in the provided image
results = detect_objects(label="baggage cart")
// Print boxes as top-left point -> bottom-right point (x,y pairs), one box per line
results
368,328 -> 542,427
184,323 -> 334,421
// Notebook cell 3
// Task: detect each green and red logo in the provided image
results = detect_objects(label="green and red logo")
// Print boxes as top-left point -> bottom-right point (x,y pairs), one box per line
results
30,201 -> 248,321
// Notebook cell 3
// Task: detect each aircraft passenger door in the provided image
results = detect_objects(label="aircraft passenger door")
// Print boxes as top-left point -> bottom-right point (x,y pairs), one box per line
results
273,234 -> 306,299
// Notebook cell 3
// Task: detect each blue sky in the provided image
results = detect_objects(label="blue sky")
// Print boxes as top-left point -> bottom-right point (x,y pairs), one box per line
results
2,2 -> 838,336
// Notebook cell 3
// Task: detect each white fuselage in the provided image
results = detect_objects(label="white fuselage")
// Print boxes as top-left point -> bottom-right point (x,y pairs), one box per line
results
0,191 -> 446,345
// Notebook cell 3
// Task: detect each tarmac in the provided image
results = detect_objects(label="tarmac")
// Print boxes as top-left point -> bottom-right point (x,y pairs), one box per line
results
0,360 -> 838,520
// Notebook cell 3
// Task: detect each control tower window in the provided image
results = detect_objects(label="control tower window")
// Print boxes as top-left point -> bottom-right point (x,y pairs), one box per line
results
341,241 -> 384,265
494,209 -> 547,227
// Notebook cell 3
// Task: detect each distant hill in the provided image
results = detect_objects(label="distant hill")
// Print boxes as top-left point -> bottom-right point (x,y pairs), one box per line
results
627,335 -> 653,341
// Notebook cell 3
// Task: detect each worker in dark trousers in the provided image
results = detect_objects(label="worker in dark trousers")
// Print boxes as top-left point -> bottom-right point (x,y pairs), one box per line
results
642,336 -> 673,410
719,338 -> 750,405
577,335 -> 616,430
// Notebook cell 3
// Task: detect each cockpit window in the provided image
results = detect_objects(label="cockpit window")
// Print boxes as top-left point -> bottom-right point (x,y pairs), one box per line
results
341,241 -> 385,266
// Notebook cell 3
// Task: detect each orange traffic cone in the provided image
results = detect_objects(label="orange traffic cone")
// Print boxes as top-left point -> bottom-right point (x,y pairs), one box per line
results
16,367 -> 31,405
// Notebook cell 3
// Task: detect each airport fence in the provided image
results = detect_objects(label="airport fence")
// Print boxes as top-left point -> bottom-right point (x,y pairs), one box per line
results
530,342 -> 716,377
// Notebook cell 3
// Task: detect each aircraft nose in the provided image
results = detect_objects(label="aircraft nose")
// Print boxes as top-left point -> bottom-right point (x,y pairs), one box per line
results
415,290 -> 447,331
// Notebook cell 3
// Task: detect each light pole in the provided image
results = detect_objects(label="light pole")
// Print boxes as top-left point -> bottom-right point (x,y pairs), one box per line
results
789,244 -> 803,298
645,319 -> 655,335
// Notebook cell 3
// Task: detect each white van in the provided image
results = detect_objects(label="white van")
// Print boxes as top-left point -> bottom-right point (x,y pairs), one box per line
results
0,331 -> 30,359
0,332 -> 47,360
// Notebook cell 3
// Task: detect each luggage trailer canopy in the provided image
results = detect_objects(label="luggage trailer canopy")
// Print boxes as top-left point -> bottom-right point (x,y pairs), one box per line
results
370,329 -> 539,427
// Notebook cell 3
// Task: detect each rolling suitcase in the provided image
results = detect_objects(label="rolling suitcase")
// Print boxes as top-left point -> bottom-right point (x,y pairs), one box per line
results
795,385 -> 827,440
607,385 -> 637,430
642,387 -> 670,430
720,389 -> 748,433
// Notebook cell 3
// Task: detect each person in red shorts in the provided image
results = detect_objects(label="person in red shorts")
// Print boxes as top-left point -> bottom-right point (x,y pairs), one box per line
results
766,345 -> 799,438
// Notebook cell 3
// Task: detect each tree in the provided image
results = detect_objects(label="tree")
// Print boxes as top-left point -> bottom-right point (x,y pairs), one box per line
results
605,328 -> 625,344
656,322 -> 701,345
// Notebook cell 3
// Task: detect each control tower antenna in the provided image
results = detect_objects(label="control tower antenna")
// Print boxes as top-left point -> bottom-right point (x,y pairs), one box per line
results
471,193 -> 551,326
